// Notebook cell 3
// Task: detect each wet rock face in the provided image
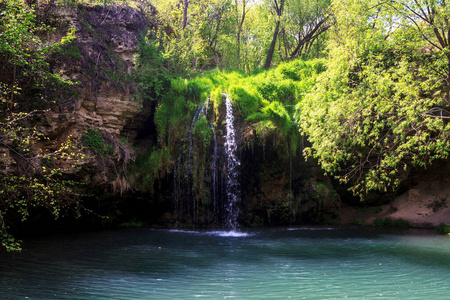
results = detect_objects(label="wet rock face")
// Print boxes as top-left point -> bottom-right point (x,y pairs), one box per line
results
240,138 -> 341,226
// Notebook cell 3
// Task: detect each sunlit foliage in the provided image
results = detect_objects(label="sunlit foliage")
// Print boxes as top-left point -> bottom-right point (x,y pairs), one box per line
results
297,0 -> 450,197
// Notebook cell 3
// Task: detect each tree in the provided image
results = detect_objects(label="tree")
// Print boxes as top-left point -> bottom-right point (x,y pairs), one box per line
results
282,0 -> 331,60
235,0 -> 250,68
0,0 -> 81,251
151,0 -> 233,73
264,0 -> 285,69
385,0 -> 450,100
298,0 -> 450,197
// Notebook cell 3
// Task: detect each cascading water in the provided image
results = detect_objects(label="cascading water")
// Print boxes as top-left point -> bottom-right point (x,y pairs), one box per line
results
223,94 -> 240,229
173,94 -> 240,229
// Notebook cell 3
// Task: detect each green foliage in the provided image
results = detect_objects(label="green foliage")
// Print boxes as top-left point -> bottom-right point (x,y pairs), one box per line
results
141,147 -> 171,194
427,196 -> 448,213
0,0 -> 84,251
171,78 -> 188,94
0,114 -> 86,251
134,37 -> 171,102
56,41 -> 82,61
0,0 -> 76,112
146,0 -> 329,73
228,85 -> 260,118
193,116 -> 213,148
298,0 -> 450,198
82,129 -> 114,154
436,223 -> 450,234
262,101 -> 292,133
83,129 -> 103,152
119,218 -> 147,228
353,219 -> 366,226
154,93 -> 189,146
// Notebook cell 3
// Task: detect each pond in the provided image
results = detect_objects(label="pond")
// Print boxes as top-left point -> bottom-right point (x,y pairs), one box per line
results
0,227 -> 449,299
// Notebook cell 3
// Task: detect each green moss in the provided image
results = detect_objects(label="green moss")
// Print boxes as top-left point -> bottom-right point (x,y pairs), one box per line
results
245,112 -> 266,123
186,81 -> 202,102
171,78 -> 188,94
228,85 -> 260,118
262,101 -> 292,133
193,116 -> 213,148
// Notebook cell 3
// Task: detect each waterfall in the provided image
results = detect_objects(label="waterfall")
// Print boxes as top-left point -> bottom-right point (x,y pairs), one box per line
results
173,94 -> 241,229
224,94 -> 240,229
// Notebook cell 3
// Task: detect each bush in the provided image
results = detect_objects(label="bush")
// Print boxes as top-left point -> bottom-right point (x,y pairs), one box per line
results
436,223 -> 450,234
171,78 -> 188,94
353,219 -> 366,226
427,196 -> 448,213
134,38 -> 171,101
83,129 -> 105,152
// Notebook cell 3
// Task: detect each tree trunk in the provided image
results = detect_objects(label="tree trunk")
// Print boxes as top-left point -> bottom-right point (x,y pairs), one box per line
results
289,18 -> 329,59
236,0 -> 247,68
264,20 -> 280,69
264,0 -> 284,70
182,0 -> 189,30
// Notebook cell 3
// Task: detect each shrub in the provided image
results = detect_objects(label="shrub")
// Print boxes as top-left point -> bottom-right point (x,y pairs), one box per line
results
353,219 -> 366,226
83,129 -> 105,153
427,196 -> 448,213
436,222 -> 450,234
186,81 -> 202,102
134,38 -> 171,101
171,78 -> 188,94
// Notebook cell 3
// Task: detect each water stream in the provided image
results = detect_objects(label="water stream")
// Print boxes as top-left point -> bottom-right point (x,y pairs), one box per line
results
224,94 -> 240,229
1,227 -> 449,299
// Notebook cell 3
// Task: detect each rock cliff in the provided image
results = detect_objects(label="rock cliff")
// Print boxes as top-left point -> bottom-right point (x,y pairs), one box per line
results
35,3 -> 155,189
42,4 -> 152,137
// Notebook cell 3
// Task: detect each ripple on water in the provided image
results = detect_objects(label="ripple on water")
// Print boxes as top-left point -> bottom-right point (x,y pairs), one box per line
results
1,227 -> 449,299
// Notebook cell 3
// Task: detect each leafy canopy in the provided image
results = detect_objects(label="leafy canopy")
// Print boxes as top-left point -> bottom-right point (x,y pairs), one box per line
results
297,0 -> 450,197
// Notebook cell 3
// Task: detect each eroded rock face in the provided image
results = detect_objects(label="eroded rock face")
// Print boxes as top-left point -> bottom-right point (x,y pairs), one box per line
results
17,3 -> 158,191
42,4 -> 153,139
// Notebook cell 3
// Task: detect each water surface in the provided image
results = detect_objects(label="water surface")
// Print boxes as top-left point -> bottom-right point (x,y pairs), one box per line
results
1,227 -> 449,299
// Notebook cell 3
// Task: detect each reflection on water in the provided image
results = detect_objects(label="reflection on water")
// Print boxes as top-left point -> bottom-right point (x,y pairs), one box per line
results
0,227 -> 449,299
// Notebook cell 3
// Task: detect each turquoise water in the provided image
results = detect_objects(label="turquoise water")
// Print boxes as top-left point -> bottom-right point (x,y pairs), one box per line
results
1,227 -> 449,299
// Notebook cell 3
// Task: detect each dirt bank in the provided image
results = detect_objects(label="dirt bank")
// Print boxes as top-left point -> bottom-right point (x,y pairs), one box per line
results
340,161 -> 450,228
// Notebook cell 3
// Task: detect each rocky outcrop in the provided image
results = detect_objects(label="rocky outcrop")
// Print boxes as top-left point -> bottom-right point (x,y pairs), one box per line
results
41,4 -> 153,139
0,3 -> 160,194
